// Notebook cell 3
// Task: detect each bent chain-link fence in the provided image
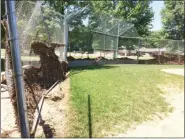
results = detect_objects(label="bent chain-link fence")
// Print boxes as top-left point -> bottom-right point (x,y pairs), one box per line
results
68,12 -> 184,63
15,1 -> 65,67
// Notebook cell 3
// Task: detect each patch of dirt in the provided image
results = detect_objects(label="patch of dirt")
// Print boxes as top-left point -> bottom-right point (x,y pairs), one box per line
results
1,91 -> 20,137
34,74 -> 70,138
161,69 -> 184,76
1,76 -> 70,138
113,84 -> 184,137
148,54 -> 184,65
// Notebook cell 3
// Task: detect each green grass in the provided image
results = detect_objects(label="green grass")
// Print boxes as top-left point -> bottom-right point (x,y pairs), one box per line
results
66,65 -> 184,137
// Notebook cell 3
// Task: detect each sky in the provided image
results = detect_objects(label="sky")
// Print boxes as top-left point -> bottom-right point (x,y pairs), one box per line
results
150,1 -> 164,31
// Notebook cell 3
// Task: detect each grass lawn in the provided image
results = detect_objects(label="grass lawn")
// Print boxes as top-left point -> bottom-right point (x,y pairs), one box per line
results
66,64 -> 184,137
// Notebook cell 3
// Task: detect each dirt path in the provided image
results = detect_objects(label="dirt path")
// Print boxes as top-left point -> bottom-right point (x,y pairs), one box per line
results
115,69 -> 184,137
1,91 -> 20,137
161,68 -> 184,76
35,75 -> 70,138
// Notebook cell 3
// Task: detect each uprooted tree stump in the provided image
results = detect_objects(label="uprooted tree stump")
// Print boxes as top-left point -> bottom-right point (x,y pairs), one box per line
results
22,41 -> 67,131
25,41 -> 66,88
2,18 -> 67,135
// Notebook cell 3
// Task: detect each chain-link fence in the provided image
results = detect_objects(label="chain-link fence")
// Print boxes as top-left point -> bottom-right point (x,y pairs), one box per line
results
67,14 -> 139,59
67,13 -> 184,64
15,1 -> 65,67
1,1 -> 69,135
118,38 -> 184,64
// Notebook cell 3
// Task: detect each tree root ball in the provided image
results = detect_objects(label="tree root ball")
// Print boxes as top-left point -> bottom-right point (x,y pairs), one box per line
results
14,41 -> 67,131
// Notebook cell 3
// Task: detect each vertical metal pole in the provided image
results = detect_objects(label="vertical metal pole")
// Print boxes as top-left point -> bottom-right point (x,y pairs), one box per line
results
0,0 -> 1,74
103,22 -> 106,58
103,35 -> 106,58
158,44 -> 161,64
87,17 -> 89,58
40,6 -> 51,46
137,39 -> 141,64
5,0 -> 30,137
63,15 -> 69,61
177,40 -> 181,63
113,23 -> 119,59
69,39 -> 71,56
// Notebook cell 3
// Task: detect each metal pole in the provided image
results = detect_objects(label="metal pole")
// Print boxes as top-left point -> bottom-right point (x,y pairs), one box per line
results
40,6 -> 51,47
104,22 -> 106,58
177,40 -> 181,63
158,45 -> 161,64
5,0 -> 30,137
63,15 -> 69,61
113,23 -> 119,59
137,39 -> 141,64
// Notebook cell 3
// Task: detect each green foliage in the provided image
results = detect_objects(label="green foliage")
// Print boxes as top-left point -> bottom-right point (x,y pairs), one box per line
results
161,1 -> 184,40
69,25 -> 93,52
119,38 -> 139,50
112,0 -> 154,37
44,1 -> 154,51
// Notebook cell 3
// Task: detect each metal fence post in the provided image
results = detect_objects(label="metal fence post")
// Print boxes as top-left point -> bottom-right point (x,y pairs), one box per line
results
63,15 -> 69,61
137,39 -> 141,64
40,5 -> 51,47
158,43 -> 161,64
104,22 -> 106,58
113,23 -> 119,59
5,0 -> 30,137
177,40 -> 181,63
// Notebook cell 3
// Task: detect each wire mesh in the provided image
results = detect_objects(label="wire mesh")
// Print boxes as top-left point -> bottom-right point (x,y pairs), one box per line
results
89,14 -> 140,59
60,6 -> 184,62
68,13 -> 140,59
15,1 -> 65,66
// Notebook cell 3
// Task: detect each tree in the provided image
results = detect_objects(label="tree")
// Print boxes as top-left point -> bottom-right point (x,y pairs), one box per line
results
112,0 -> 154,37
161,1 -> 184,40
37,1 -> 154,52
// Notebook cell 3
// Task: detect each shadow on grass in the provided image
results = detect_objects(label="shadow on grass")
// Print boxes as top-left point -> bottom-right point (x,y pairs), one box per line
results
68,65 -> 119,78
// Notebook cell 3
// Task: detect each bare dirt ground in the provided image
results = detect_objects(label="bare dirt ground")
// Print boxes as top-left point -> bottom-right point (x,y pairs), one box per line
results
1,90 -> 20,137
1,75 -> 70,138
162,69 -> 184,76
115,69 -> 184,137
34,76 -> 70,138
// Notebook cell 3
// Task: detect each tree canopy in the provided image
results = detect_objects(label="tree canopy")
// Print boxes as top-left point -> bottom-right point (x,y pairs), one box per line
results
43,0 -> 154,51
161,1 -> 184,40
1,0 -> 164,51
